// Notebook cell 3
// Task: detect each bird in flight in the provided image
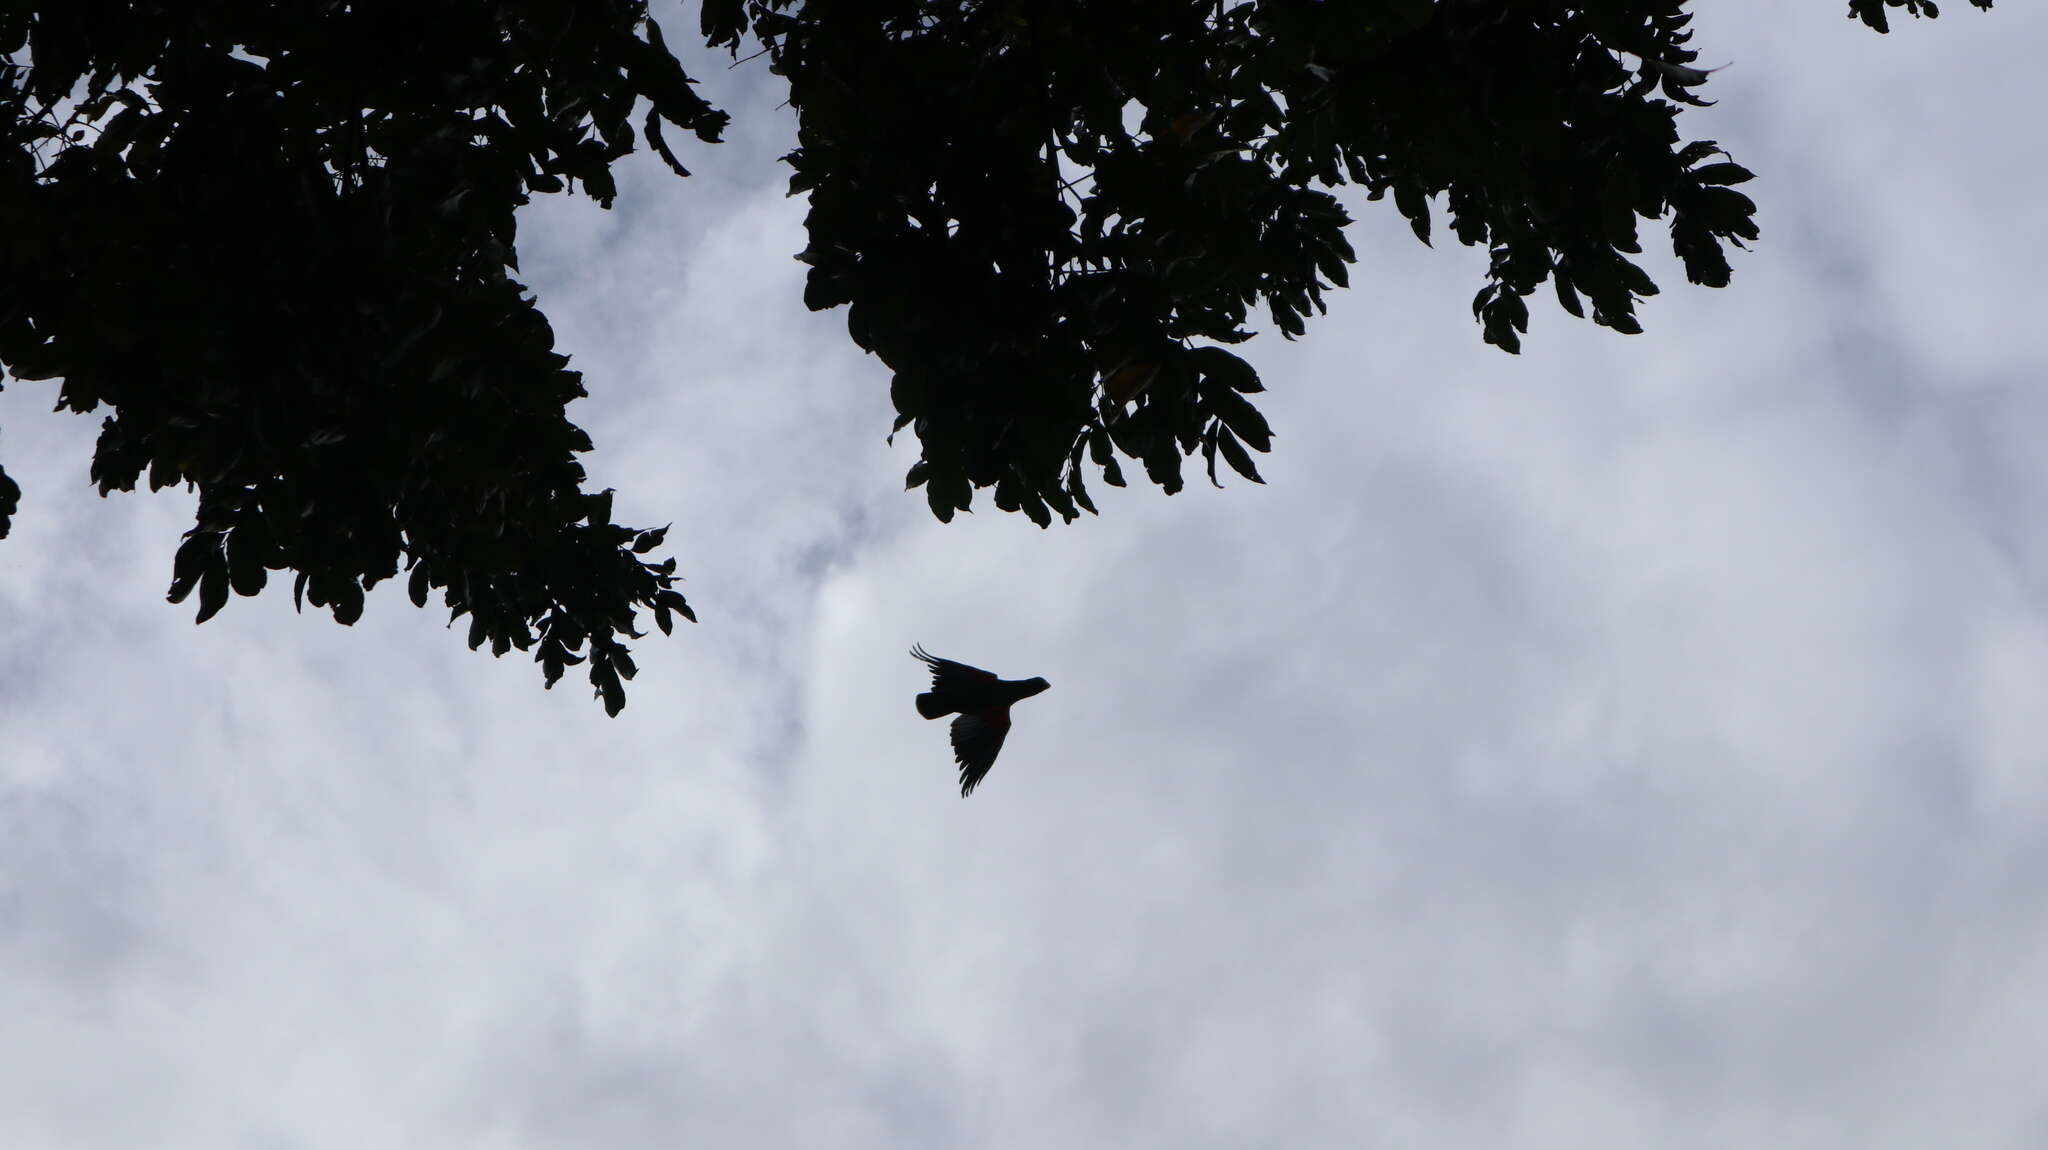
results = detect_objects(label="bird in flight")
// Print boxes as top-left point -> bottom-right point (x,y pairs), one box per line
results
911,645 -> 1050,797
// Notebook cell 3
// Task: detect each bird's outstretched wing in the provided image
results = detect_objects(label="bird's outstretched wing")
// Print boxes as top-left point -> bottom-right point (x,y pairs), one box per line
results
950,708 -> 1013,797
911,644 -> 998,691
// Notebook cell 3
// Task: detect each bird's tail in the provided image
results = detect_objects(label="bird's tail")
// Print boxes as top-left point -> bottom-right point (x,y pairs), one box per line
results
916,692 -> 950,720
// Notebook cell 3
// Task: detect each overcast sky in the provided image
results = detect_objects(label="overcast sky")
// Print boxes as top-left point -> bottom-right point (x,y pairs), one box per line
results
5,3 -> 2048,1147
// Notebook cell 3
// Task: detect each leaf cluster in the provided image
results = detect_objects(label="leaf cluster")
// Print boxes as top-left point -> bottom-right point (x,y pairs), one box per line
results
0,1 -> 1994,710
739,0 -> 1785,524
0,0 -> 723,713
1848,0 -> 1993,34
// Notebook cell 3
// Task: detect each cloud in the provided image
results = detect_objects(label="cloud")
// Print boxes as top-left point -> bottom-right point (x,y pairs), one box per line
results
4,4 -> 2047,1146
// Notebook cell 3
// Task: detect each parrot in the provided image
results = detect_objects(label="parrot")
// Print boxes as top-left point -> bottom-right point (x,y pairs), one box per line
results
910,644 -> 1050,796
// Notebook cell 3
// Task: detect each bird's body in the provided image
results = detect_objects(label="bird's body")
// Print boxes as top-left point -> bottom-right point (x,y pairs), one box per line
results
911,645 -> 1049,796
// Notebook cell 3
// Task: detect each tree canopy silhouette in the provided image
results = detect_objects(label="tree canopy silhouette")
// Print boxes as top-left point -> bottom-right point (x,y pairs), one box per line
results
0,0 -> 1992,712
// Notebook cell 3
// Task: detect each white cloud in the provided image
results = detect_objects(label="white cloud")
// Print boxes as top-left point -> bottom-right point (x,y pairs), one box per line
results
5,4 -> 2048,1146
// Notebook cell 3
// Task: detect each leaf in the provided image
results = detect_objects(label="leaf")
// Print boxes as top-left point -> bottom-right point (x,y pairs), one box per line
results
1216,425 -> 1264,484
925,478 -> 954,522
194,562 -> 229,625
1553,271 -> 1585,319
644,109 -> 691,178
1268,296 -> 1306,338
1191,345 -> 1263,393
167,533 -> 213,605
1207,387 -> 1273,452
1087,426 -> 1114,466
1616,260 -> 1660,299
1481,291 -> 1528,354
1067,460 -> 1097,515
331,582 -> 364,626
226,525 -> 268,597
0,465 -> 18,540
593,662 -> 625,716
632,524 -> 670,553
1691,162 -> 1754,186
1595,307 -> 1644,336
409,562 -> 431,608
1393,182 -> 1431,245
1141,437 -> 1184,494
1020,487 -> 1051,528
1645,59 -> 1720,86
1698,186 -> 1760,236
4,344 -> 70,382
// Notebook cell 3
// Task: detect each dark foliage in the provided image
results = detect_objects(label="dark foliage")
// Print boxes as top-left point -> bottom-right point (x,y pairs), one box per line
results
745,0 -> 1791,522
0,0 -> 722,713
1,1 -> 1992,710
1848,0 -> 1993,34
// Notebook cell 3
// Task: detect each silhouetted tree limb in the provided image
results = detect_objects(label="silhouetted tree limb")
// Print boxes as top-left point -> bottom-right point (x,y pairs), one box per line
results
0,0 -> 1993,710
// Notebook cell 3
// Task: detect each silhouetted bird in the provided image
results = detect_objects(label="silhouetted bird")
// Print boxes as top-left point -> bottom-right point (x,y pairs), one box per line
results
911,645 -> 1050,797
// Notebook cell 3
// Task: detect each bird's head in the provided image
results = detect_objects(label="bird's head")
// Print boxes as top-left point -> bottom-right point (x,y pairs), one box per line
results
1018,676 -> 1050,699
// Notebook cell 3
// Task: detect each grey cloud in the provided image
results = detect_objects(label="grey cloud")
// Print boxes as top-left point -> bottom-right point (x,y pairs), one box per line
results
6,4 -> 2048,1147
